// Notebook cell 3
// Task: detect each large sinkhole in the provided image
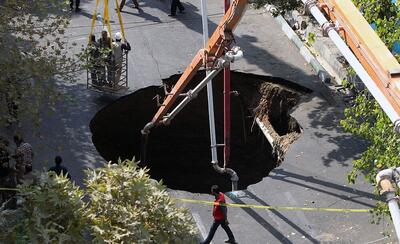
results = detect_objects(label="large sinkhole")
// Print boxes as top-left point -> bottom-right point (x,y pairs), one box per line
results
90,71 -> 311,193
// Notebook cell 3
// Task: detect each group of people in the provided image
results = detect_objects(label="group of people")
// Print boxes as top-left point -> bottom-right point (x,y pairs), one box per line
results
0,135 -> 33,205
117,0 -> 185,17
0,135 -> 71,207
88,30 -> 131,88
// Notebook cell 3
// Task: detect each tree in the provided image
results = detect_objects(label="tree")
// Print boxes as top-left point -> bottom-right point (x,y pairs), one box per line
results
340,0 -> 400,184
340,0 -> 400,220
0,172 -> 86,243
0,159 -> 198,243
0,0 -> 80,126
254,0 -> 400,219
252,0 -> 300,12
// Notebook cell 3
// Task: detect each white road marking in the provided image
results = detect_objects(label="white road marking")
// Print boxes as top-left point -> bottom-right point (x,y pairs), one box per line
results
284,191 -> 316,237
192,212 -> 213,244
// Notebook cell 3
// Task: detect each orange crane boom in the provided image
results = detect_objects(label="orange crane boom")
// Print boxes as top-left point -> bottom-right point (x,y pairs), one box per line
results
142,0 -> 400,136
146,0 -> 248,129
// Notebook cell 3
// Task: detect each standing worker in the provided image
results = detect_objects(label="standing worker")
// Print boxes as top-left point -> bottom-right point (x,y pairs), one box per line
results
88,34 -> 101,86
112,32 -> 131,86
13,135 -> 33,174
49,156 -> 71,179
169,0 -> 185,17
70,0 -> 81,12
99,29 -> 112,85
201,185 -> 237,244
118,0 -> 140,11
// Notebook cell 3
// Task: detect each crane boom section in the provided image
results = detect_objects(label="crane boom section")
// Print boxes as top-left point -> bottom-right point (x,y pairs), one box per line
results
151,0 -> 248,124
318,0 -> 400,116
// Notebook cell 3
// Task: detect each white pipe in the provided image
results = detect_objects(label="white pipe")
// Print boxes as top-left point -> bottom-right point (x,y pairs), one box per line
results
376,168 -> 394,185
388,199 -> 400,239
201,0 -> 219,164
376,168 -> 400,240
163,68 -> 222,124
303,0 -> 400,126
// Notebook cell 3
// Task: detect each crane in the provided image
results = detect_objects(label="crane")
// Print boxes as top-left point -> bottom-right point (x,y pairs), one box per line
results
140,0 -> 400,209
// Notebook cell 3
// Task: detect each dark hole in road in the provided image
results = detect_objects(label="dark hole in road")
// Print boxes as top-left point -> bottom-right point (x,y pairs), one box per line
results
90,71 -> 311,193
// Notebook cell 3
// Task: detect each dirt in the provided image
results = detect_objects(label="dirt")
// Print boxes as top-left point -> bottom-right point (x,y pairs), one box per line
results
90,71 -> 311,193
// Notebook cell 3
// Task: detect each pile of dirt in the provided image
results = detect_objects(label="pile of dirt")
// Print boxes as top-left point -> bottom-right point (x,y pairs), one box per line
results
90,71 -> 310,193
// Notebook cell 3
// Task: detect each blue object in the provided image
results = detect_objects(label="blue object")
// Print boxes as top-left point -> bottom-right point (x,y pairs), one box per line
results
391,0 -> 397,5
370,22 -> 377,30
392,40 -> 400,54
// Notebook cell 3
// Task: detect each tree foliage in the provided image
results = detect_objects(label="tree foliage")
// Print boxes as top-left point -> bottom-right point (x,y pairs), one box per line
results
0,160 -> 198,243
339,0 -> 400,220
252,0 -> 301,12
85,160 -> 198,243
0,0 -> 80,126
0,172 -> 86,243
340,0 -> 400,183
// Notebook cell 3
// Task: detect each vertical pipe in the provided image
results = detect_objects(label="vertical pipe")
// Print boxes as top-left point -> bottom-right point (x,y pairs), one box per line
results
388,199 -> 400,240
200,0 -> 218,164
223,0 -> 231,168
378,177 -> 400,241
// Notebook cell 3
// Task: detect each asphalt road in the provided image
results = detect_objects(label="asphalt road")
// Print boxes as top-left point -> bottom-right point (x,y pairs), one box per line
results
11,0 -> 397,243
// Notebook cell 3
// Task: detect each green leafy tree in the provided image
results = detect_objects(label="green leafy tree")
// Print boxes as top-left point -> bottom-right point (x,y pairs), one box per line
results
0,160 -> 198,243
252,0 -> 301,12
339,0 -> 400,220
85,160 -> 198,243
0,172 -> 86,243
0,0 -> 80,126
255,0 -> 400,219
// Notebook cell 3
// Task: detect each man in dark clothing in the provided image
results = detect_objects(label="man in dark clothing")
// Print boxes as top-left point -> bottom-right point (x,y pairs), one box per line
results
70,0 -> 80,12
88,34 -> 101,85
201,185 -> 237,244
49,156 -> 71,179
99,30 -> 112,85
169,0 -> 185,17
119,0 -> 140,11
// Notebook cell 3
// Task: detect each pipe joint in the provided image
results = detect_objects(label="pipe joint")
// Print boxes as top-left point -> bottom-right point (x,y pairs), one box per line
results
224,46 -> 243,65
304,0 -> 317,15
321,22 -> 335,37
211,161 -> 239,191
225,168 -> 239,182
376,168 -> 394,184
141,122 -> 155,135
376,168 -> 394,190
394,119 -> 400,134
382,190 -> 397,203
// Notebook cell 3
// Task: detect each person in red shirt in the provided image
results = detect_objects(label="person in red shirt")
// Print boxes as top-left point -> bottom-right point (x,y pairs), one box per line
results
201,185 -> 237,244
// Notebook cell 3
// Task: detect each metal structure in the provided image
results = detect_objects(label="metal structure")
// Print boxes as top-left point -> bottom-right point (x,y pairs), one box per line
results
87,53 -> 129,93
141,0 -> 247,191
140,0 -> 400,194
86,0 -> 130,93
311,0 -> 400,132
376,168 -> 400,240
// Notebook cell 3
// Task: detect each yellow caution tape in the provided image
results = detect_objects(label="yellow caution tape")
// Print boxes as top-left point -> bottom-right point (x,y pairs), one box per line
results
173,198 -> 371,213
0,188 -> 19,191
0,187 -> 370,213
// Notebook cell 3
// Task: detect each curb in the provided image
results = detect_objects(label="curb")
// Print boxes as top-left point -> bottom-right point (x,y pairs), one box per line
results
273,14 -> 331,84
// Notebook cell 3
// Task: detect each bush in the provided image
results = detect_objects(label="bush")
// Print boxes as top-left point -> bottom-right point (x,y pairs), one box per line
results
0,160 -> 198,243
